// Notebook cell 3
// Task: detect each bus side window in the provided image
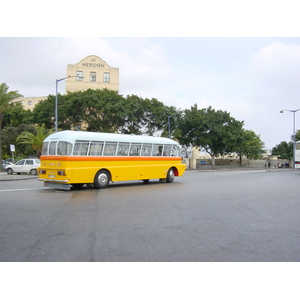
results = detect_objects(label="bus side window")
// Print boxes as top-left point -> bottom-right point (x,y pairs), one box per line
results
57,141 -> 72,155
89,141 -> 104,156
130,143 -> 141,156
141,144 -> 153,156
103,142 -> 117,156
163,145 -> 172,156
152,144 -> 163,156
117,143 -> 130,156
73,141 -> 89,155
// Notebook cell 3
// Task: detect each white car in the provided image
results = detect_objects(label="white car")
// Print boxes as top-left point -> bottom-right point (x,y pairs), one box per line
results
5,158 -> 40,175
2,161 -> 12,169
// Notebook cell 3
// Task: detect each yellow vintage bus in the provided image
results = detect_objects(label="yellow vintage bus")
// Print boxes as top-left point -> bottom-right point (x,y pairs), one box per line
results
38,130 -> 186,190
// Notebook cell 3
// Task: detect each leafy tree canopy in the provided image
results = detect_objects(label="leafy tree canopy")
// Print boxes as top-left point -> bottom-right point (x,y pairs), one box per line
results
176,105 -> 244,166
16,124 -> 55,157
32,95 -> 57,129
2,124 -> 37,159
234,129 -> 265,165
0,83 -> 23,168
272,141 -> 293,160
1,83 -> 270,162
2,102 -> 33,127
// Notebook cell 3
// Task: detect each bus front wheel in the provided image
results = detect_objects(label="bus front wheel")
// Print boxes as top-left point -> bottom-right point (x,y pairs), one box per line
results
166,167 -> 175,183
94,170 -> 110,189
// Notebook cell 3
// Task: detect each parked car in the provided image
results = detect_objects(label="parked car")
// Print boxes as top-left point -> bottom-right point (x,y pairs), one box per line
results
2,160 -> 13,169
5,158 -> 40,175
4,158 -> 14,163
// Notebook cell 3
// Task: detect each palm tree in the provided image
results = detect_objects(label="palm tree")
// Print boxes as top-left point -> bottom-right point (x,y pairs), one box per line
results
0,83 -> 23,169
16,124 -> 55,158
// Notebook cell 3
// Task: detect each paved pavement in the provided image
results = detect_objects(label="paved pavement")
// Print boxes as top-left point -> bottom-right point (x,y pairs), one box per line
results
1,167 -> 300,262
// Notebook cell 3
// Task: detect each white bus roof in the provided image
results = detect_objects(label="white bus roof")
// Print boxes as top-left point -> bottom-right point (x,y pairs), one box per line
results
44,130 -> 179,145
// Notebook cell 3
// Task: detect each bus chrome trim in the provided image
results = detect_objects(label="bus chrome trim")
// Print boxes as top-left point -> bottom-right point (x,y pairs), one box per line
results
38,178 -> 69,183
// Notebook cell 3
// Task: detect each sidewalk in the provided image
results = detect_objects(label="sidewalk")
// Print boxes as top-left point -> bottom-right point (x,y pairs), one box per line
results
0,171 -> 38,181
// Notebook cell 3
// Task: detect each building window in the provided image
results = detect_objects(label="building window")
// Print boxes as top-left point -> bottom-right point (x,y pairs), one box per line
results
28,101 -> 32,106
90,72 -> 96,82
76,71 -> 83,81
104,72 -> 110,83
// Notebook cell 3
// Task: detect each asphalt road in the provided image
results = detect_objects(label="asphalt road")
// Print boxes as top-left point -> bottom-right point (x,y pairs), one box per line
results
0,169 -> 299,262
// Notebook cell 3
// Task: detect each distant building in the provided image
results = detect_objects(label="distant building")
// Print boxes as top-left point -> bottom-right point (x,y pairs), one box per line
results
13,96 -> 48,110
12,55 -> 119,110
66,55 -> 119,93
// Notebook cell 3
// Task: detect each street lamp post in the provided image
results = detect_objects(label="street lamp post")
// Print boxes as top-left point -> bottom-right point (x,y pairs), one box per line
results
55,75 -> 84,132
280,109 -> 300,169
167,115 -> 174,139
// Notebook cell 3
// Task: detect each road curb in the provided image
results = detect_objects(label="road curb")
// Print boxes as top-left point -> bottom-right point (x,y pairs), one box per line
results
0,173 -> 38,181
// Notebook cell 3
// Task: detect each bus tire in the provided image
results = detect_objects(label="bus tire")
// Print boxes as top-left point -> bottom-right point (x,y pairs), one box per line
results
94,169 -> 110,189
166,167 -> 175,183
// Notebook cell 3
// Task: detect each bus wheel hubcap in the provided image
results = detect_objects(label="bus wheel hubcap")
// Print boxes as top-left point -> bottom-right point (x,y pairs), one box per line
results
98,173 -> 108,184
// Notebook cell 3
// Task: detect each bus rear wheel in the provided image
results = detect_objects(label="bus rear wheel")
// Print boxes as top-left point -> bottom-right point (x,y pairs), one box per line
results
166,167 -> 175,183
94,170 -> 110,189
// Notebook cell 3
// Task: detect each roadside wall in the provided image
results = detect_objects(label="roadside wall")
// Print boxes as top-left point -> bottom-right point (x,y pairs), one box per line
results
185,158 -> 290,169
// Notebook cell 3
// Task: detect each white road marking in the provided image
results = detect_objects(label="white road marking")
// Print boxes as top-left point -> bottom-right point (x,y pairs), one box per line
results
0,188 -> 45,192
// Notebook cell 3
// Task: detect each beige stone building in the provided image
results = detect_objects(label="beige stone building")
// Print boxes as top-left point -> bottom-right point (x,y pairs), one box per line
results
13,96 -> 48,110
12,55 -> 119,110
66,55 -> 119,93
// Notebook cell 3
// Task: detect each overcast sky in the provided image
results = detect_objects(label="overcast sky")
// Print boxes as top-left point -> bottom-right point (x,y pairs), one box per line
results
1,1 -> 300,151
1,37 -> 300,150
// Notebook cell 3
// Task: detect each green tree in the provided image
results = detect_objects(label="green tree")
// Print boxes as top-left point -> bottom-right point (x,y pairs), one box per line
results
0,83 -> 23,168
2,124 -> 37,159
60,91 -> 86,130
272,141 -> 293,160
2,102 -> 33,127
32,89 -> 181,136
81,89 -> 127,132
32,95 -> 57,129
291,129 -> 300,144
296,130 -> 300,142
45,89 -> 128,132
235,129 -> 265,165
177,105 -> 244,168
271,130 -> 300,160
16,124 -> 55,158
122,95 -> 180,136
121,94 -> 148,135
138,98 -> 179,136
